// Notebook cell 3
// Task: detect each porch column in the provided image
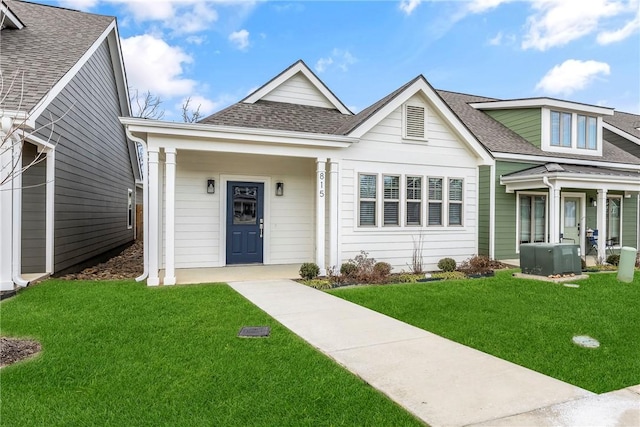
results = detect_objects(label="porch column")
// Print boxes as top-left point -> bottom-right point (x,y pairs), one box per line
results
328,160 -> 339,270
164,148 -> 177,285
0,136 -> 14,290
45,148 -> 55,273
147,148 -> 160,286
549,185 -> 561,243
316,158 -> 327,276
597,189 -> 607,258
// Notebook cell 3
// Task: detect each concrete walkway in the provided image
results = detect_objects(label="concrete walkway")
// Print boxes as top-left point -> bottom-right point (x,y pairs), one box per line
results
228,279 -> 640,427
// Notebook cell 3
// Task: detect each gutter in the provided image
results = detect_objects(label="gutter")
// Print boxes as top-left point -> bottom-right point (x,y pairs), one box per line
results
125,127 -> 149,283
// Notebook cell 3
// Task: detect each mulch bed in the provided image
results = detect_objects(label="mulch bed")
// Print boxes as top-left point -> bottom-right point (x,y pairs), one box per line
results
0,337 -> 41,368
60,240 -> 144,280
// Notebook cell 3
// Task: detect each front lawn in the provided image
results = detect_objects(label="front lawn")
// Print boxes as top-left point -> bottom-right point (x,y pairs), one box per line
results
0,280 -> 422,426
329,270 -> 640,394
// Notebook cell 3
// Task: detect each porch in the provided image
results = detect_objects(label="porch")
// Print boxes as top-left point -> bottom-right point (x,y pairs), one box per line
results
160,264 -> 302,285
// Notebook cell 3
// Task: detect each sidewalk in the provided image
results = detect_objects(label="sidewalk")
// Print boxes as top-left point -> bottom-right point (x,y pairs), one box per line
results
228,279 -> 640,427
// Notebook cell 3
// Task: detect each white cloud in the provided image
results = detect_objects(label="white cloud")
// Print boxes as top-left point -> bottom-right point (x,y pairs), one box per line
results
489,31 -> 503,45
399,0 -> 422,15
57,0 -> 99,10
522,0 -> 627,51
535,59 -> 611,95
597,8 -> 640,44
178,95 -> 219,117
315,49 -> 357,73
121,34 -> 196,97
466,0 -> 513,14
228,29 -> 250,50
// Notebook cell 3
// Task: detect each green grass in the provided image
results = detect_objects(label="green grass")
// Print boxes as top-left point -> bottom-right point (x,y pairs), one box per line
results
0,280 -> 422,426
329,270 -> 640,394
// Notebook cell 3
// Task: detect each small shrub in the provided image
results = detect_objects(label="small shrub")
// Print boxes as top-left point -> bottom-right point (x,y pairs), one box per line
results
340,262 -> 358,277
299,262 -> 320,280
395,273 -> 420,283
457,255 -> 495,275
606,254 -> 620,266
373,262 -> 392,277
437,258 -> 457,272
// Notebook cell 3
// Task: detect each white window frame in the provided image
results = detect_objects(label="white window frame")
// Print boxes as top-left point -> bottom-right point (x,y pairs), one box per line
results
448,178 -> 464,226
541,107 -> 603,156
358,173 -> 377,227
406,175 -> 423,226
606,195 -> 622,247
402,103 -> 428,141
427,176 -> 444,227
127,188 -> 133,229
515,191 -> 548,252
383,174 -> 401,227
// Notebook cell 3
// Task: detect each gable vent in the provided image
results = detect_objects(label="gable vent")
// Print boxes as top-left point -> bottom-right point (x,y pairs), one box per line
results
405,105 -> 426,139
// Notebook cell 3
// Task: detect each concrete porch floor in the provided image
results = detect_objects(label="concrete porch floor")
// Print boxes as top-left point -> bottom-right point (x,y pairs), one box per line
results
161,264 -> 302,285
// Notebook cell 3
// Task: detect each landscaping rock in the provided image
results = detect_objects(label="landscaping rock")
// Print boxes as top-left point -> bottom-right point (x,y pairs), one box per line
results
0,337 -> 41,368
60,240 -> 143,280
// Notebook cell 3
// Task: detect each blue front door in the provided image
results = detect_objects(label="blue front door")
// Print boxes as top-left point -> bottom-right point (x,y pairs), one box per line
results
226,182 -> 264,264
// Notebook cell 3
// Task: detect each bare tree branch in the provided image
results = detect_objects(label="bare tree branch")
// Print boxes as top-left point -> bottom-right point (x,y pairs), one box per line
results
130,89 -> 164,120
181,96 -> 202,123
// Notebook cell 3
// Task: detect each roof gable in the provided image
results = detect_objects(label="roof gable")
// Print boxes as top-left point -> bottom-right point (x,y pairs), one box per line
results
0,0 -> 125,123
242,60 -> 352,114
1,1 -> 24,29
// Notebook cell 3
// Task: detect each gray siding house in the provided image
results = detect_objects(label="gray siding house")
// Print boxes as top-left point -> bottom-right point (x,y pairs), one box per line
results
0,0 -> 138,290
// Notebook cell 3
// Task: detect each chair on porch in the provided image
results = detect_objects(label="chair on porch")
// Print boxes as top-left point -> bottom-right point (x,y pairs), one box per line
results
587,229 -> 598,255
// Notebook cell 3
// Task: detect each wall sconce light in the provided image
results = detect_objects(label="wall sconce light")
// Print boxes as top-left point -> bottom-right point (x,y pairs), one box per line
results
589,197 -> 596,207
275,181 -> 284,197
207,179 -> 215,194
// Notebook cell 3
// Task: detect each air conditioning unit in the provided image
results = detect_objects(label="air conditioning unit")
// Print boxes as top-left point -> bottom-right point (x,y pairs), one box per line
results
519,243 -> 581,276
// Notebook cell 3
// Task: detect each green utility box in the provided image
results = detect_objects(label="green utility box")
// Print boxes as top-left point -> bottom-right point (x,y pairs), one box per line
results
520,243 -> 581,276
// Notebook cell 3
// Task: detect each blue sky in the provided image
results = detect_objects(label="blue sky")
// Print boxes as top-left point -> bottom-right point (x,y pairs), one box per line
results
53,0 -> 640,120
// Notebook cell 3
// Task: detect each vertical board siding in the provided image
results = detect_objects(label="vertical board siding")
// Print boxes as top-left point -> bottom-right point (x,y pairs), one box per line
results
21,143 -> 46,273
262,73 -> 335,109
35,39 -> 134,272
486,109 -> 542,148
477,165 -> 491,256
164,151 -> 315,268
493,161 -> 540,260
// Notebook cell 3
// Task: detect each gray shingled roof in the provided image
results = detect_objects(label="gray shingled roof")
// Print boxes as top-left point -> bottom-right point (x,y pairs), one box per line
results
604,110 -> 640,140
437,90 -> 640,166
0,0 -> 114,111
503,163 -> 640,179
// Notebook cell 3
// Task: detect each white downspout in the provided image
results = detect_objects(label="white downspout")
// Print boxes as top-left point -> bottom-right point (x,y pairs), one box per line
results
125,127 -> 149,282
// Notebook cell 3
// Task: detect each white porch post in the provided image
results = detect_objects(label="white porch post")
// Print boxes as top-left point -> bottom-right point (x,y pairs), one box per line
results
164,148 -> 176,285
597,189 -> 607,258
549,185 -> 561,243
147,148 -> 160,286
0,140 -> 15,290
328,160 -> 339,270
45,148 -> 55,273
316,158 -> 327,276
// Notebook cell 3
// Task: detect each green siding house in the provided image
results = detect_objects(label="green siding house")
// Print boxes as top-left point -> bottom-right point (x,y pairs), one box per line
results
439,92 -> 640,263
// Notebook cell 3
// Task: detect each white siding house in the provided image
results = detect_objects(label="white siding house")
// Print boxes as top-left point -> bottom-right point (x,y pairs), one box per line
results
122,60 -> 493,286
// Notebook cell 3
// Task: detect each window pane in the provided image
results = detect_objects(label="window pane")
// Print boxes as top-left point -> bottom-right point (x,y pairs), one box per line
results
429,178 -> 442,200
520,196 -> 532,243
449,203 -> 462,225
233,186 -> 258,225
449,179 -> 463,201
533,196 -> 546,242
551,111 -> 560,146
406,176 -> 421,200
561,112 -> 572,147
428,203 -> 442,225
384,202 -> 399,225
607,198 -> 620,243
587,117 -> 597,149
360,201 -> 376,226
359,174 -> 376,199
407,201 -> 421,225
577,115 -> 586,148
564,200 -> 576,227
384,175 -> 399,200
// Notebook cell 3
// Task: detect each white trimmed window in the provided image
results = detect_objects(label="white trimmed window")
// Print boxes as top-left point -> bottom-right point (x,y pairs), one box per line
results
404,104 -> 427,140
406,176 -> 422,226
577,114 -> 597,150
544,109 -> 602,155
606,196 -> 621,245
448,178 -> 463,226
359,174 -> 377,226
518,193 -> 547,244
383,175 -> 400,226
550,110 -> 572,147
428,177 -> 443,226
127,189 -> 133,229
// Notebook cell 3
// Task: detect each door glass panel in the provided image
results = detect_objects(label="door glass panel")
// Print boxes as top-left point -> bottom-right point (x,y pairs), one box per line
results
233,186 -> 257,225
564,200 -> 576,227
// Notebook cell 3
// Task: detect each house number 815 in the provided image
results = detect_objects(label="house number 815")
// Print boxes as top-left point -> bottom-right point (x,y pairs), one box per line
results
319,172 -> 325,197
